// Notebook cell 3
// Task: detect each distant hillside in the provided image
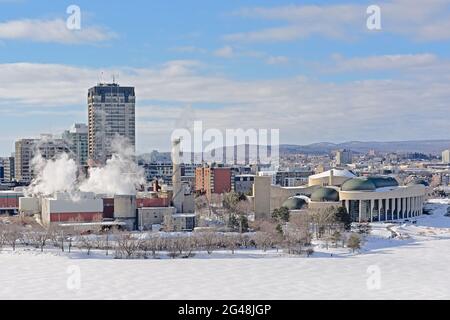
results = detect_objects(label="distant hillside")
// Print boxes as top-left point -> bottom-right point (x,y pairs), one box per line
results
139,139 -> 450,162
281,140 -> 450,155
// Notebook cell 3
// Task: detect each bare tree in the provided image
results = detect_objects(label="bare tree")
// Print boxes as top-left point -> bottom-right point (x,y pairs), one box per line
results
0,225 -> 6,252
115,232 -> 142,259
198,231 -> 218,255
164,237 -> 180,259
195,194 -> 211,217
254,231 -> 274,252
78,234 -> 95,255
3,224 -> 23,251
309,208 -> 336,239
223,233 -> 241,254
141,233 -> 164,258
254,219 -> 284,250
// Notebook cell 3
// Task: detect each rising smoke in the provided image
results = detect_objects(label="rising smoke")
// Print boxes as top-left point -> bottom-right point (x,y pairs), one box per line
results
79,136 -> 145,195
27,153 -> 78,196
27,136 -> 145,197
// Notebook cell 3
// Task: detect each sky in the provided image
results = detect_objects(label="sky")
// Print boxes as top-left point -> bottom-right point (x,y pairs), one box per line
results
0,0 -> 449,155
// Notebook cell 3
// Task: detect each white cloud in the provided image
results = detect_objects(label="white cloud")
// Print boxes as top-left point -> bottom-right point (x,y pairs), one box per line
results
225,0 -> 450,42
329,53 -> 440,72
170,46 -> 207,54
0,59 -> 449,152
214,45 -> 234,58
0,19 -> 116,44
266,55 -> 289,65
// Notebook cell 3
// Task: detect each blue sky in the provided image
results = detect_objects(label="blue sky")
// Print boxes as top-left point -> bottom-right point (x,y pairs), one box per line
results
1,0 -> 450,154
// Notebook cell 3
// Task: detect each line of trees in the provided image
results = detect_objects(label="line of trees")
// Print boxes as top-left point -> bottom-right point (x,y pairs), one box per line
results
0,204 -> 368,258
253,205 -> 368,254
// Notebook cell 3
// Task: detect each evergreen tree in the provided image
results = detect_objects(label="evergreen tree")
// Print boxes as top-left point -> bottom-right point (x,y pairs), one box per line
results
330,230 -> 341,248
334,206 -> 352,231
272,206 -> 290,223
347,233 -> 361,253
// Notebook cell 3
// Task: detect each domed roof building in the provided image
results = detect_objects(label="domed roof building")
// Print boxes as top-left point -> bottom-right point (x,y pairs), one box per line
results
339,176 -> 426,223
341,176 -> 398,191
281,197 -> 306,210
407,178 -> 429,187
341,178 -> 377,191
252,172 -> 427,224
310,187 -> 340,202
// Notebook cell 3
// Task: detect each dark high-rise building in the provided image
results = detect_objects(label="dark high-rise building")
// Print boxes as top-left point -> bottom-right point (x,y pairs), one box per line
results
88,83 -> 135,165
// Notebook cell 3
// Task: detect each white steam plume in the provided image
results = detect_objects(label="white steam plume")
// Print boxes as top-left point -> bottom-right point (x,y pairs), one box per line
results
80,136 -> 145,195
27,136 -> 145,197
27,153 -> 78,196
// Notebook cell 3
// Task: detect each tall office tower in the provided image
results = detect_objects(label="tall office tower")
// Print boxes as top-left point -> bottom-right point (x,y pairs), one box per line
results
87,83 -> 136,166
336,149 -> 353,166
63,123 -> 89,167
15,135 -> 70,183
0,156 -> 15,182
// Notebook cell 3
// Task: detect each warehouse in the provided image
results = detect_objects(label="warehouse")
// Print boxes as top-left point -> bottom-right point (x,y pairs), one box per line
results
0,189 -> 24,214
41,192 -> 103,226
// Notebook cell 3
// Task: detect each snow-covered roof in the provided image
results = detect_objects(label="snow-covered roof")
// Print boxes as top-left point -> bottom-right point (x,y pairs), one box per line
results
309,169 -> 356,179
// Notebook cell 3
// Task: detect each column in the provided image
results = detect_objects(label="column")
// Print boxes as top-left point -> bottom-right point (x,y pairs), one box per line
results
385,199 -> 390,220
407,197 -> 411,218
345,200 -> 350,216
414,197 -> 418,216
370,199 -> 374,222
358,200 -> 362,223
402,197 -> 406,218
392,198 -> 396,220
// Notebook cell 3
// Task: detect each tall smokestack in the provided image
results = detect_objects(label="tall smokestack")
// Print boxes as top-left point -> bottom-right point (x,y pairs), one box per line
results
329,169 -> 334,186
172,137 -> 184,213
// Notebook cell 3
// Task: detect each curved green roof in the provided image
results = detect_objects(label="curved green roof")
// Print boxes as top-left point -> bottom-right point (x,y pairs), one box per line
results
368,176 -> 399,188
310,187 -> 340,202
282,197 -> 306,210
408,178 -> 429,186
341,178 -> 376,191
341,176 -> 399,191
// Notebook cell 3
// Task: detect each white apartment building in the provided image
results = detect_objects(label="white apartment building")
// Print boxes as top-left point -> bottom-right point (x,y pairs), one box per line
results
15,136 -> 70,183
63,123 -> 88,167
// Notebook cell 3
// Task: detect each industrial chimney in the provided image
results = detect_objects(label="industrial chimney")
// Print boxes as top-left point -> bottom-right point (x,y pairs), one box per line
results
172,137 -> 184,213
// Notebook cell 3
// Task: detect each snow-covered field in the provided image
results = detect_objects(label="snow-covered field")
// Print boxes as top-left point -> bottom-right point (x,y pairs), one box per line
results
1,199 -> 450,300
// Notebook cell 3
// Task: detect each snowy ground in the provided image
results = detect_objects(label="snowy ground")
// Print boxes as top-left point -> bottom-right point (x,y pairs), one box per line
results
1,199 -> 450,300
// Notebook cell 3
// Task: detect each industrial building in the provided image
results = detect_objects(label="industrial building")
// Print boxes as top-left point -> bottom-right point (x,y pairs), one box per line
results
0,188 -> 24,214
137,207 -> 176,230
165,213 -> 196,232
40,192 -> 103,225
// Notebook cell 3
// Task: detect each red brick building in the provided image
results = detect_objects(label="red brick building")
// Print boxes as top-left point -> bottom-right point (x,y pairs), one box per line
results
195,166 -> 232,198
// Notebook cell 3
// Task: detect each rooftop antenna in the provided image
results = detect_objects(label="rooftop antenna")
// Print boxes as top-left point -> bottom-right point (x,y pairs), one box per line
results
98,71 -> 104,85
